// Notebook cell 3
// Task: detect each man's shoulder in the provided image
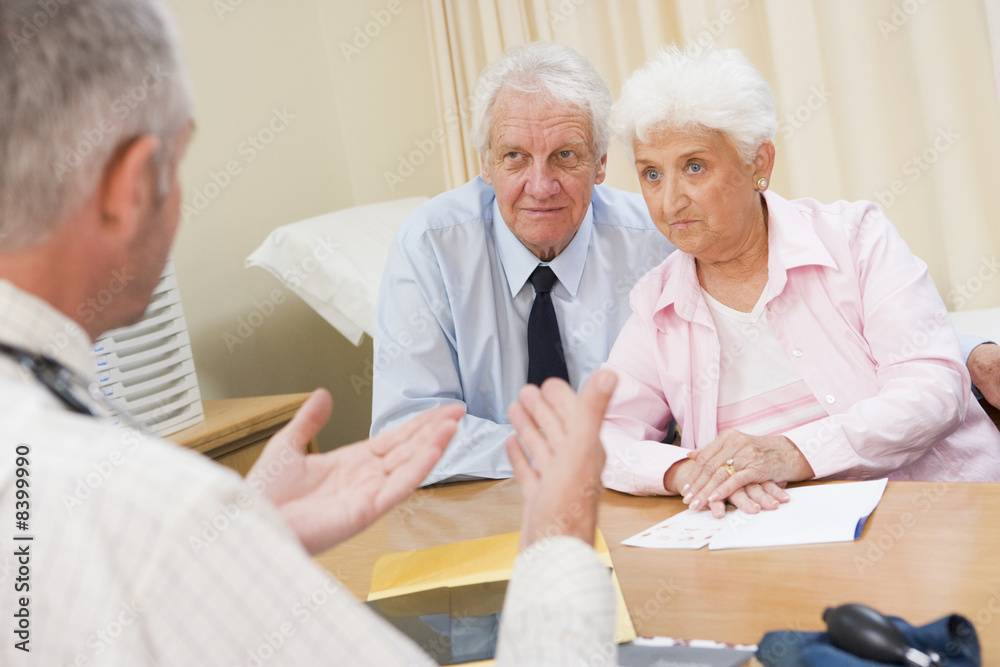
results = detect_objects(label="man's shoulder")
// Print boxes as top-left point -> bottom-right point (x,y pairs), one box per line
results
395,176 -> 496,243
590,184 -> 658,231
0,382 -> 245,511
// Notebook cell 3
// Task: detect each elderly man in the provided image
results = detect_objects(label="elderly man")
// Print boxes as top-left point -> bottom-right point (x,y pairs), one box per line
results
0,2 -> 619,664
371,42 -> 1000,486
372,43 -> 676,485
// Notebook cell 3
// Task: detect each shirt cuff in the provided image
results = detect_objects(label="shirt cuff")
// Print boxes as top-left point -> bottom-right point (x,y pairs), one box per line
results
497,537 -> 617,666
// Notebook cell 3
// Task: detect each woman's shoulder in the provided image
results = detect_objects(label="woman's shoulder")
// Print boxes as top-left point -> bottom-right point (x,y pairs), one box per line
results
769,192 -> 893,244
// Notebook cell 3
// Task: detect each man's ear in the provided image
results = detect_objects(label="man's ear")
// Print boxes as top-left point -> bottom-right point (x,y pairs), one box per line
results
479,152 -> 493,185
594,153 -> 608,185
99,134 -> 161,243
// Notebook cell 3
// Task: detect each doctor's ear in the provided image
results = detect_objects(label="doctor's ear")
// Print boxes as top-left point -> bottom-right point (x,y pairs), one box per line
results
99,134 -> 161,242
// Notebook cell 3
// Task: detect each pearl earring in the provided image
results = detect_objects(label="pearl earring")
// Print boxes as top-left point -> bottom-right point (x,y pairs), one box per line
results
756,177 -> 769,192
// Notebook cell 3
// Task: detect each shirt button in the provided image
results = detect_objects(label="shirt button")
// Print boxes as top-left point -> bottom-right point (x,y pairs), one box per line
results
792,349 -> 803,358
826,395 -> 836,404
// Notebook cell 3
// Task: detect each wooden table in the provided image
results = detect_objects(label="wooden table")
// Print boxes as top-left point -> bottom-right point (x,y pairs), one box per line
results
167,393 -> 314,475
316,479 -> 1000,660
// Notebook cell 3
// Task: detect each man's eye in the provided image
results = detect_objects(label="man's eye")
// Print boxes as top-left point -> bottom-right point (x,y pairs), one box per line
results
559,150 -> 573,159
506,151 -> 520,160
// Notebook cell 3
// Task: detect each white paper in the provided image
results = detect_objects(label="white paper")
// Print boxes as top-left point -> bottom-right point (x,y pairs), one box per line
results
622,479 -> 888,551
620,508 -> 727,549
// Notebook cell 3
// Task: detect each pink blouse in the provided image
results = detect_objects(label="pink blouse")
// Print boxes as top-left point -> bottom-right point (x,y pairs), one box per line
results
600,191 -> 1000,495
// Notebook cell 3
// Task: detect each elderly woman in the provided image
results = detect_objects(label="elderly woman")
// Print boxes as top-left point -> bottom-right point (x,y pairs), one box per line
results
600,47 -> 1000,517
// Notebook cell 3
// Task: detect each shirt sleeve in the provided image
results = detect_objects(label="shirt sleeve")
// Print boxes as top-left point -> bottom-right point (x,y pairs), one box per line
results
783,205 -> 972,479
599,312 -> 687,496
132,472 -> 439,666
496,537 -> 617,666
371,231 -> 514,484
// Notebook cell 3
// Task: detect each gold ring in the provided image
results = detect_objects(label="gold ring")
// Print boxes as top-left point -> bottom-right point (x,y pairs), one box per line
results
724,458 -> 736,476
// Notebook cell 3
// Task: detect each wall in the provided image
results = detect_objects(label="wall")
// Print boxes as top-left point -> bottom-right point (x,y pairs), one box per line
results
163,0 -> 444,449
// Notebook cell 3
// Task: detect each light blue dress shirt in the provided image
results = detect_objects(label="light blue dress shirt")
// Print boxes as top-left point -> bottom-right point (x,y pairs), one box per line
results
371,176 -> 676,485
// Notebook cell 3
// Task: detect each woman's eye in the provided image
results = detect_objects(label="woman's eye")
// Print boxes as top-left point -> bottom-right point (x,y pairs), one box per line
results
645,169 -> 660,182
688,163 -> 703,174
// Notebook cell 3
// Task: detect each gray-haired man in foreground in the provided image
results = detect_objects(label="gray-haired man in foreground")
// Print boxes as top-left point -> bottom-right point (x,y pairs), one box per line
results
0,1 -> 618,664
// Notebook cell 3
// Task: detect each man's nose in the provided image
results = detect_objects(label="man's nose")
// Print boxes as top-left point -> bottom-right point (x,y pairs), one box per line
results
523,161 -> 561,199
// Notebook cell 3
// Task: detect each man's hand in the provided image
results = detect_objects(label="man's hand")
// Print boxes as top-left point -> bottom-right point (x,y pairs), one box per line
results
248,389 -> 464,555
505,370 -> 617,550
968,342 -> 1000,410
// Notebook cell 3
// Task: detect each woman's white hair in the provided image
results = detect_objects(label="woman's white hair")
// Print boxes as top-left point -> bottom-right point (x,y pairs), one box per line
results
471,42 -> 613,159
612,46 -> 776,165
0,0 -> 194,251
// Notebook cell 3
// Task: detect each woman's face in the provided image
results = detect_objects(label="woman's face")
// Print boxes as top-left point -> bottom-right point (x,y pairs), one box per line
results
633,127 -> 771,264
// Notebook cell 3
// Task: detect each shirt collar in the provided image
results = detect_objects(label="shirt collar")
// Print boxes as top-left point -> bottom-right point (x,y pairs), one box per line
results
650,190 -> 838,329
492,198 -> 594,298
0,279 -> 96,381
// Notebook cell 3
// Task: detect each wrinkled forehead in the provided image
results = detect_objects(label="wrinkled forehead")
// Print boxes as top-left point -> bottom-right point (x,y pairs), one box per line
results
489,90 -> 594,149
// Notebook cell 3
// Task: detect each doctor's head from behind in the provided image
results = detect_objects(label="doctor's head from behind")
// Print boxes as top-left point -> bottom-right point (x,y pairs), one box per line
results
0,0 -> 194,339
472,42 -> 612,262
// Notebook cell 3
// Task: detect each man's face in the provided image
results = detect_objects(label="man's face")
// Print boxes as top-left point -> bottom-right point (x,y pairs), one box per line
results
480,93 -> 607,262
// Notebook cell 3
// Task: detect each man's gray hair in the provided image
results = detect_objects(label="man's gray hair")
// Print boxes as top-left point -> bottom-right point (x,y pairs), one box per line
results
612,46 -> 777,165
0,0 -> 194,251
471,42 -> 613,160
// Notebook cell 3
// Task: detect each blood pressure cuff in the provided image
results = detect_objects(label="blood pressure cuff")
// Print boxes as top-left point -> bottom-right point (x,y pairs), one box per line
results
756,614 -> 980,667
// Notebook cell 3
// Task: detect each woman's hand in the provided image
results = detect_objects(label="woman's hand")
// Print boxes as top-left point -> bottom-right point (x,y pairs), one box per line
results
676,430 -> 814,518
665,458 -> 790,518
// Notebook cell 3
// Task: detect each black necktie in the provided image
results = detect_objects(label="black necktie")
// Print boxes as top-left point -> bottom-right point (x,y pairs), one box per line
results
527,265 -> 569,385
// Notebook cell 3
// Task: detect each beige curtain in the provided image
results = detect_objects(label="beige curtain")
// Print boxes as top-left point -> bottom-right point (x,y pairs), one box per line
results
422,0 -> 1000,311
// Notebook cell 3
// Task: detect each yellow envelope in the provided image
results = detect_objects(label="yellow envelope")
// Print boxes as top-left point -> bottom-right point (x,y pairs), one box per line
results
368,529 -> 636,663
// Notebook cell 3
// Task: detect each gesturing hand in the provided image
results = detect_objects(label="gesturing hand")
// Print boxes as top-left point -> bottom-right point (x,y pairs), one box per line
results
248,389 -> 464,554
505,370 -> 618,550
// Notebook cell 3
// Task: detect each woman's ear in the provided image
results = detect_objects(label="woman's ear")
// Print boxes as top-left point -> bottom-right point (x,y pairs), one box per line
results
98,134 -> 161,244
753,139 -> 776,183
